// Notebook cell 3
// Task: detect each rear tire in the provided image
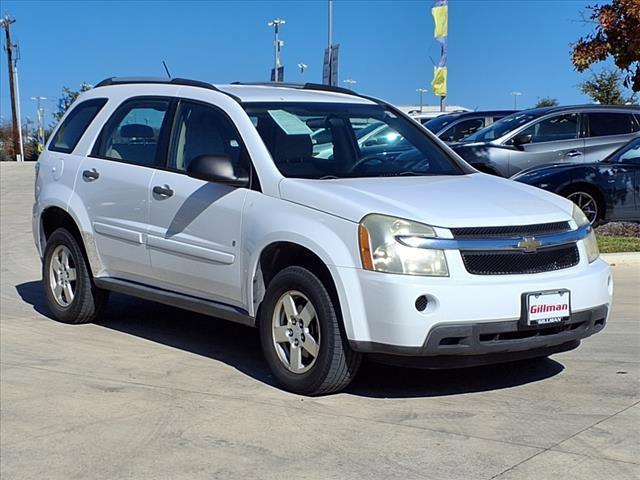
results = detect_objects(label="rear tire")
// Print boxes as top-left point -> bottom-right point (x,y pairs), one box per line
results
42,228 -> 108,324
259,266 -> 362,395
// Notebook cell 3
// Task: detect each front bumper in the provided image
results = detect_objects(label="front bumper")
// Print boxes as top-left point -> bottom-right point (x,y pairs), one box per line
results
331,246 -> 612,353
350,304 -> 607,367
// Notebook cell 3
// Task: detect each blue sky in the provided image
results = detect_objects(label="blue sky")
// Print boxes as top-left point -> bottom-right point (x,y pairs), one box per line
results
0,0 -> 611,126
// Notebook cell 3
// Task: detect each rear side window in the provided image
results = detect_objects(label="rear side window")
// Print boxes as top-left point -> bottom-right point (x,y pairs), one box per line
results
93,97 -> 171,167
48,99 -> 107,153
588,112 -> 639,137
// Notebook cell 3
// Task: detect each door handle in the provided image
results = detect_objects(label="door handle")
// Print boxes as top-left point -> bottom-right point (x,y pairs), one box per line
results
82,168 -> 100,181
565,150 -> 583,158
153,184 -> 174,198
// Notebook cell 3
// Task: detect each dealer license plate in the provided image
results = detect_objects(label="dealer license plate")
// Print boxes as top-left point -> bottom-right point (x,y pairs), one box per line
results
526,290 -> 571,326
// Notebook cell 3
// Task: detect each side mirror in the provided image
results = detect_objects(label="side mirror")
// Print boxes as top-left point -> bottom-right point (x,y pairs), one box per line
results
512,133 -> 532,148
187,154 -> 249,187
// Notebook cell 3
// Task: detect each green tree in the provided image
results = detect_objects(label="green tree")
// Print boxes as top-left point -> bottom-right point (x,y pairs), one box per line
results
52,82 -> 92,125
572,0 -> 640,91
579,69 -> 637,105
535,97 -> 559,107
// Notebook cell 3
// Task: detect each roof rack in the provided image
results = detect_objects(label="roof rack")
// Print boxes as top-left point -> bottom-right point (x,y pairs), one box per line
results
230,81 -> 356,96
93,77 -> 243,103
95,77 -> 221,90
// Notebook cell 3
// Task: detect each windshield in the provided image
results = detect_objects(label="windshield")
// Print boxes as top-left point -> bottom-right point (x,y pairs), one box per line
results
611,137 -> 640,162
244,102 -> 467,179
464,112 -> 539,142
424,114 -> 459,133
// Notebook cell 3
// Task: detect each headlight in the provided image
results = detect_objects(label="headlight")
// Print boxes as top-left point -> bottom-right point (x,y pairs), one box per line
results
572,204 -> 599,263
358,214 -> 449,276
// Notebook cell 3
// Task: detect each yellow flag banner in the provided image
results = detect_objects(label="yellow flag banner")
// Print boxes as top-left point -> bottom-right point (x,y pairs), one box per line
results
431,66 -> 447,97
432,5 -> 448,38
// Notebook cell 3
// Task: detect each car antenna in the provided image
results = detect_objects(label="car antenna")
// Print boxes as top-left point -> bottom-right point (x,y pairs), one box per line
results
162,60 -> 172,79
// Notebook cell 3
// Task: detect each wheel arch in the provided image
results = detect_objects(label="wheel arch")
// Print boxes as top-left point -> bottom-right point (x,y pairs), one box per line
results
39,204 -> 102,276
560,181 -> 607,222
252,241 -> 341,323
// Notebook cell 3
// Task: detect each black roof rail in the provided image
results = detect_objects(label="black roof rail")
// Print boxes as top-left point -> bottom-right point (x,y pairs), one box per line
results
95,77 -> 217,89
93,77 -> 242,103
230,81 -> 357,96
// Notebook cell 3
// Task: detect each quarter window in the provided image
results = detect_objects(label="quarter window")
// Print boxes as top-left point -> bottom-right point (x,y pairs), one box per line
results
168,101 -> 246,172
519,113 -> 579,143
48,99 -> 107,153
94,98 -> 171,167
588,112 -> 639,137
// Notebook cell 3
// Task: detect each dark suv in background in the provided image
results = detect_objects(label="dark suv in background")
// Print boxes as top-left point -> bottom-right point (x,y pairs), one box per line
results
423,110 -> 516,143
451,105 -> 640,177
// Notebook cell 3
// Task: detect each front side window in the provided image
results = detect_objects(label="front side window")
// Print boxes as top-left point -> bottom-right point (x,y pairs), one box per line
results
244,102 -> 466,179
168,100 -> 246,172
94,98 -> 171,167
49,99 -> 107,153
441,118 -> 485,142
464,112 -> 539,142
518,113 -> 579,143
612,138 -> 640,164
588,112 -> 639,137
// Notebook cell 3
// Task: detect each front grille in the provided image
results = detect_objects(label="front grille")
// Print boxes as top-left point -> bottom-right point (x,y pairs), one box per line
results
461,245 -> 579,275
451,221 -> 571,239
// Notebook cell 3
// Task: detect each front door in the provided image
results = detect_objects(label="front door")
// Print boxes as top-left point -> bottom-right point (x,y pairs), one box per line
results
146,99 -> 250,307
76,97 -> 173,282
508,113 -> 584,176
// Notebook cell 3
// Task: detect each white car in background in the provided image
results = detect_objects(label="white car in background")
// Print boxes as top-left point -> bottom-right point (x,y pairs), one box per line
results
33,78 -> 612,395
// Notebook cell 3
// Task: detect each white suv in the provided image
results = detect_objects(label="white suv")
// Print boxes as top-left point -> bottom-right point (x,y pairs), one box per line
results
33,78 -> 612,395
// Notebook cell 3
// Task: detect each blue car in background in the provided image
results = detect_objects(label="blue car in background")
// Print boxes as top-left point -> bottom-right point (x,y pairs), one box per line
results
512,137 -> 640,224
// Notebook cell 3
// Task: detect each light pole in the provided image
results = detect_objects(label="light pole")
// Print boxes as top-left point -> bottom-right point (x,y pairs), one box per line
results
511,91 -> 522,109
343,79 -> 356,88
31,96 -> 47,154
298,63 -> 307,79
416,88 -> 428,112
268,18 -> 285,82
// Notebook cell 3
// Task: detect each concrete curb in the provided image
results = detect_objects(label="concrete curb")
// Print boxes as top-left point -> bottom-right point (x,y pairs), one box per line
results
601,252 -> 640,266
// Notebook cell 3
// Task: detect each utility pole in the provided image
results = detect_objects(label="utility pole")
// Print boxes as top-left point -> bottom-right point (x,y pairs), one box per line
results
31,96 -> 47,154
417,88 -> 428,112
1,15 -> 23,161
511,91 -> 522,109
328,0 -> 333,50
268,18 -> 285,82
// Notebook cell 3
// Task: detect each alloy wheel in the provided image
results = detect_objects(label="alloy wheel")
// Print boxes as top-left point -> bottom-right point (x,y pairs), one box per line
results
567,191 -> 598,225
271,290 -> 321,374
49,245 -> 77,307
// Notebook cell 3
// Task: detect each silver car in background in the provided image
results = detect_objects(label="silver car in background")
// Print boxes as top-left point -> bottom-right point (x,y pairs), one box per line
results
451,105 -> 640,177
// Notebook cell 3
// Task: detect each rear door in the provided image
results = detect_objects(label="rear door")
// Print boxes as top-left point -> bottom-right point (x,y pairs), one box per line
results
146,97 -> 250,307
75,96 -> 173,283
583,111 -> 640,162
506,112 -> 584,176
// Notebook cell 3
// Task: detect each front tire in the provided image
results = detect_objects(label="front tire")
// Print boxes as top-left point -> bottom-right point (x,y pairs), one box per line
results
42,228 -> 108,324
562,185 -> 603,225
259,266 -> 362,395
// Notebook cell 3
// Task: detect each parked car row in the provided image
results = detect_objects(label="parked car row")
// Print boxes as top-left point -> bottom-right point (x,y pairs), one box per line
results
407,105 -> 640,223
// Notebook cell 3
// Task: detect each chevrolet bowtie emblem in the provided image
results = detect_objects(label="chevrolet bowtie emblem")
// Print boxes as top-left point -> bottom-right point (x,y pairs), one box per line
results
517,236 -> 542,253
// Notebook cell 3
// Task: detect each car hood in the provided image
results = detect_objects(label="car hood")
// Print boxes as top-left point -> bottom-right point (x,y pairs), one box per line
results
279,173 -> 574,227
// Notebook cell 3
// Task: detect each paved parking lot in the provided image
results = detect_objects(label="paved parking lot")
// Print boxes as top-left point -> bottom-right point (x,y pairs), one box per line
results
1,162 -> 638,480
